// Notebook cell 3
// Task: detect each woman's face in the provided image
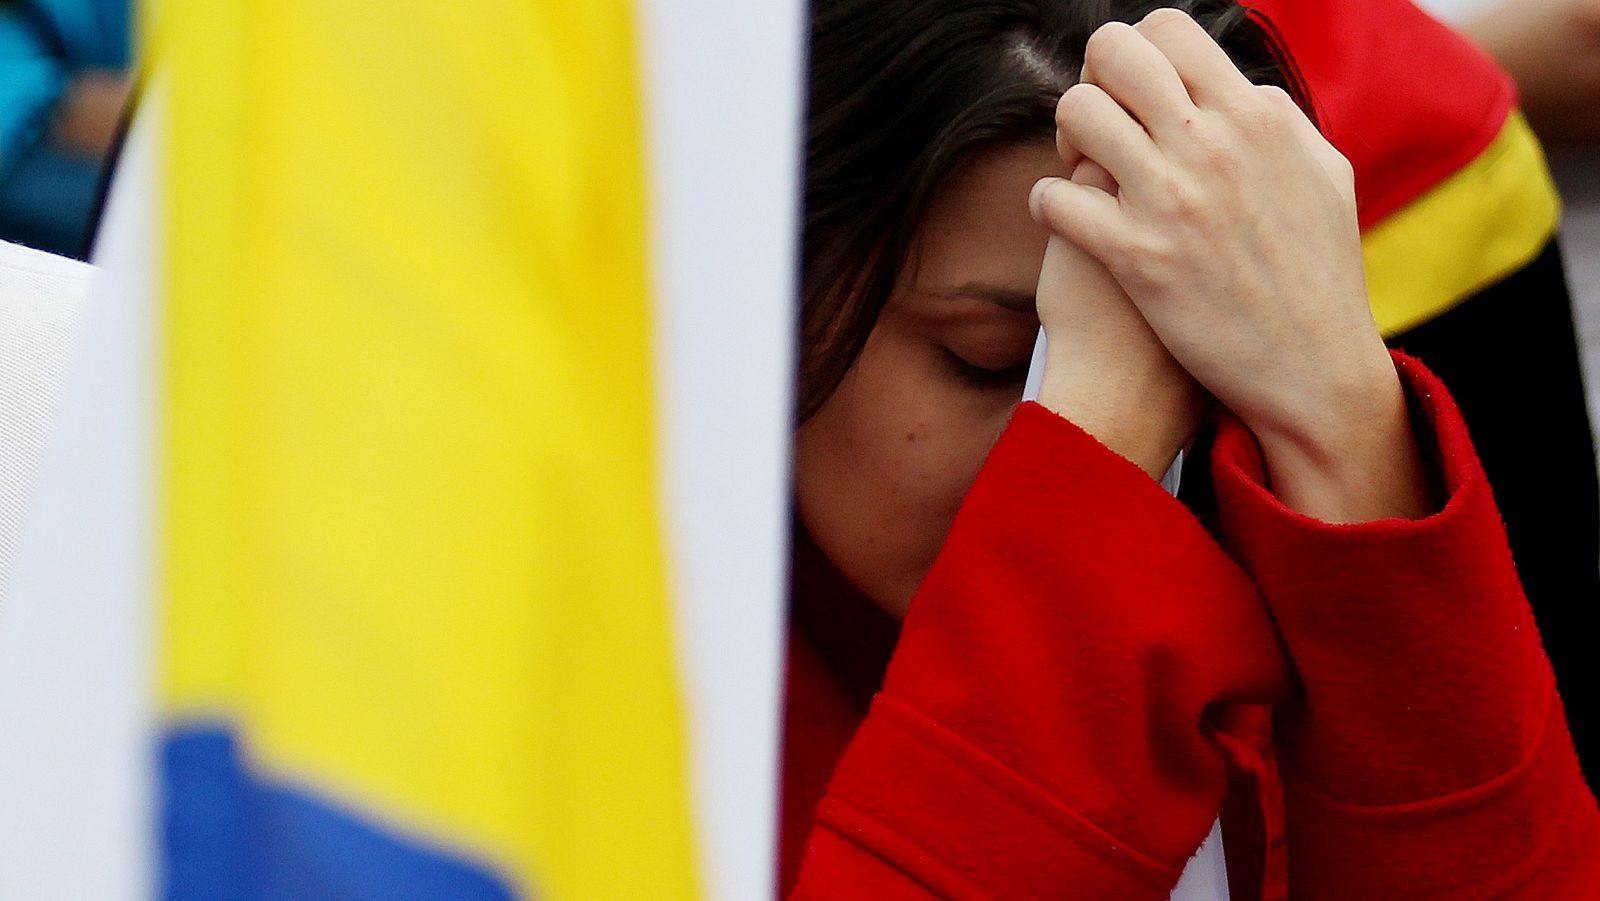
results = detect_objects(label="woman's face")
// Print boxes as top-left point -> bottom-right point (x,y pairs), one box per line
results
795,143 -> 1067,617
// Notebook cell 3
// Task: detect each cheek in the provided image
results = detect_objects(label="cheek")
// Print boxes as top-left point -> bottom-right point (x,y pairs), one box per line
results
793,331 -> 1015,617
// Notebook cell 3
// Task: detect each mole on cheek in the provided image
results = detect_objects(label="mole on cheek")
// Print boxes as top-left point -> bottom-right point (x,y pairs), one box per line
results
905,431 -> 917,443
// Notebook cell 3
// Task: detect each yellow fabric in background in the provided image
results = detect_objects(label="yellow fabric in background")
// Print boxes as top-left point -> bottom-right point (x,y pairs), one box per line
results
161,2 -> 701,897
1364,112 -> 1562,337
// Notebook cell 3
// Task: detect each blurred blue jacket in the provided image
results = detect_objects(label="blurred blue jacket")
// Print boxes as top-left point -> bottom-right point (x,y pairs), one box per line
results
0,0 -> 128,255
0,0 -> 128,170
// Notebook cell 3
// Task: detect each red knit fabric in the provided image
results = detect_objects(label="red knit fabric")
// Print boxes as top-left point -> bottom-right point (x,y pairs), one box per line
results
782,352 -> 1600,898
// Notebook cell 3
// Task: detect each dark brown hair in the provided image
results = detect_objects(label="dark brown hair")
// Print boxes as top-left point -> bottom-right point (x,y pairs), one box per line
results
799,0 -> 1311,421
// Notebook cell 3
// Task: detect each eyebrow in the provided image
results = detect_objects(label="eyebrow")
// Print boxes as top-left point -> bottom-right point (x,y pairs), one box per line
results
930,282 -> 1038,314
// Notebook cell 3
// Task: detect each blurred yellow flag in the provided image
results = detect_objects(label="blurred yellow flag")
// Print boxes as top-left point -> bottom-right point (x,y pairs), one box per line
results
161,3 -> 700,898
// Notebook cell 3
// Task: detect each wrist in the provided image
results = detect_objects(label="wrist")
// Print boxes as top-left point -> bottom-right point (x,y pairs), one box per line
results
1037,356 -> 1203,480
1248,359 -> 1433,523
1245,351 -> 1401,468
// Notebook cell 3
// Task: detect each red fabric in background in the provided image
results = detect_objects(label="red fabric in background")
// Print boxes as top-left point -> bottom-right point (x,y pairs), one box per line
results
1247,0 -> 1516,229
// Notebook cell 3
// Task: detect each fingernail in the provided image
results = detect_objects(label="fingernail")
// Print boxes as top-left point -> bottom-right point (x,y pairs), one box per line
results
1029,177 -> 1063,221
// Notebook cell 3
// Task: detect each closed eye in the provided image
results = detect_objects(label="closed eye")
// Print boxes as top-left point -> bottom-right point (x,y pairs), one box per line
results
943,347 -> 1032,389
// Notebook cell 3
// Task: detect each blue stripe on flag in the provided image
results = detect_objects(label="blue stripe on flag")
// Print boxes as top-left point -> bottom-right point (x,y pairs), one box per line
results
162,727 -> 518,901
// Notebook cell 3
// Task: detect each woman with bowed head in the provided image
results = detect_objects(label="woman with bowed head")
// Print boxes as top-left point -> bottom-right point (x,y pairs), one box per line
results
782,1 -> 1600,897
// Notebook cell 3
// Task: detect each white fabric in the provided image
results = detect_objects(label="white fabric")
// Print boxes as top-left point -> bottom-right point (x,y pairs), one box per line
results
0,99 -> 159,900
0,242 -> 94,595
640,2 -> 804,898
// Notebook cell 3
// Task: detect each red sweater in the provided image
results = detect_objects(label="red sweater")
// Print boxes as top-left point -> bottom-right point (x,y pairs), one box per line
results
781,353 -> 1600,899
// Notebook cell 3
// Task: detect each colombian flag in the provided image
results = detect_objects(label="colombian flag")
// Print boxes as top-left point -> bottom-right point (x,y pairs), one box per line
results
154,1 -> 804,898
159,2 -> 707,896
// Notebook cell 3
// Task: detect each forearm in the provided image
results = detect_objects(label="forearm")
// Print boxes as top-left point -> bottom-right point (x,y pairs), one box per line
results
1033,229 -> 1208,482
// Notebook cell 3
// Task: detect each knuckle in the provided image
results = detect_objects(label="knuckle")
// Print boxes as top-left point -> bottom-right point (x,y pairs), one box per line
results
1328,142 -> 1353,172
1083,22 -> 1127,66
1187,119 -> 1234,165
1330,149 -> 1355,182
1256,84 -> 1296,109
1139,7 -> 1195,35
1165,179 -> 1207,222
1056,83 -> 1103,128
1242,85 -> 1305,132
1330,157 -> 1358,203
1121,242 -> 1170,291
1235,94 -> 1285,137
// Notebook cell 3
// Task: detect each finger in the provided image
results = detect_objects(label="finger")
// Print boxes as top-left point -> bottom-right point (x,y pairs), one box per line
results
1071,157 -> 1119,196
1257,85 -> 1354,204
1080,21 -> 1198,137
1029,175 -> 1133,266
1054,83 -> 1162,189
1134,8 -> 1255,109
1255,84 -> 1318,147
1054,123 -> 1086,174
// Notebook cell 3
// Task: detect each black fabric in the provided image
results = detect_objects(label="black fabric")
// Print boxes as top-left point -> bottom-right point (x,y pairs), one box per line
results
1388,238 -> 1600,790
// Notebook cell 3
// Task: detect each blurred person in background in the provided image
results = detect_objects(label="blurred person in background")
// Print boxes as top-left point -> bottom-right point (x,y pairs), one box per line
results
0,0 -> 130,259
1451,0 -> 1600,400
1459,0 -> 1600,149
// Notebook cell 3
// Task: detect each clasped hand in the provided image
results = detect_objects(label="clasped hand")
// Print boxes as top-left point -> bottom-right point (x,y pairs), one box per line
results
1030,9 -> 1430,523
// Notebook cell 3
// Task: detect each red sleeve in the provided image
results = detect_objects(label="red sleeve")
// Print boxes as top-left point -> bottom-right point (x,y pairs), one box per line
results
1209,351 -> 1600,898
789,403 -> 1292,898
